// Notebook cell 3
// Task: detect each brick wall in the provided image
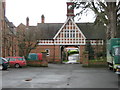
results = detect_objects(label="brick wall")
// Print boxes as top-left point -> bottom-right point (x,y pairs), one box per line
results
54,45 -> 61,63
31,45 -> 61,63
79,45 -> 85,63
31,44 -> 104,64
31,45 -> 86,63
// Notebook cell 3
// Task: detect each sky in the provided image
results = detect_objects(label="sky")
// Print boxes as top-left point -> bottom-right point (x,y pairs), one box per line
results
6,0 -> 95,27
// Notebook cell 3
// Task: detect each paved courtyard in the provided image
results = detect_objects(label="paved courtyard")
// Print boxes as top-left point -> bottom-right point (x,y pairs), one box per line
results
2,64 -> 120,88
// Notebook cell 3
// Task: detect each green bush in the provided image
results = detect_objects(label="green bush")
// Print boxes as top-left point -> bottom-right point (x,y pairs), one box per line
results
88,58 -> 107,66
68,50 -> 79,56
63,60 -> 68,62
82,58 -> 107,67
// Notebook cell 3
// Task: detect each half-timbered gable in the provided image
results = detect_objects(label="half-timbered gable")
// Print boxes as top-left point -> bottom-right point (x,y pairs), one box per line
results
54,18 -> 86,45
37,17 -> 105,46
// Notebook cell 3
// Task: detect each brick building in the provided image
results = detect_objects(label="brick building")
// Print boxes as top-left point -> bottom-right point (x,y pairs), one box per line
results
17,1 -> 106,63
0,0 -> 3,57
0,0 -> 18,57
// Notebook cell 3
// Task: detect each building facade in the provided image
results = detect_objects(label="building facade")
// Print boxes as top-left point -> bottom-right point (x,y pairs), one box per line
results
1,0 -> 18,57
0,0 -> 5,57
17,1 -> 106,63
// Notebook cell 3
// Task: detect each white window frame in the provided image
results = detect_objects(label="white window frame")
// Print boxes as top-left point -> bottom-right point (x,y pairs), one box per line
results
45,49 -> 50,56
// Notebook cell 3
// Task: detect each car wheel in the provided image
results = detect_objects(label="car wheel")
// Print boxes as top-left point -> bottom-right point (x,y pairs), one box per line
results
15,64 -> 20,68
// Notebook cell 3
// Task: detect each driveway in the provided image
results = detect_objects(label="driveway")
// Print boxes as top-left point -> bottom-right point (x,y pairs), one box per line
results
2,64 -> 119,88
65,54 -> 79,64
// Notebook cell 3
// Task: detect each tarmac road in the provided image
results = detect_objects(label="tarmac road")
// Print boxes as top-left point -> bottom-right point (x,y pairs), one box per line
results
2,64 -> 119,88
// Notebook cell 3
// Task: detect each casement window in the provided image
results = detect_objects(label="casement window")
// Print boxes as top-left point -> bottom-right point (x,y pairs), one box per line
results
65,30 -> 75,38
64,30 -> 69,38
71,30 -> 75,38
45,49 -> 50,56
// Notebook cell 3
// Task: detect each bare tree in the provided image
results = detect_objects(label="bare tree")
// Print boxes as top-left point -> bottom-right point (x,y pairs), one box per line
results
16,26 -> 39,59
74,0 -> 120,39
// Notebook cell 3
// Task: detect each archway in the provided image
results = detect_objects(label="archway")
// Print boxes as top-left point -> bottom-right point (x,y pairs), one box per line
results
60,45 -> 80,64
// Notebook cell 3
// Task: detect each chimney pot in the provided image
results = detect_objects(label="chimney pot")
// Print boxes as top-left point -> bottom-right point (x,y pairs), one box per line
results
26,17 -> 29,26
41,14 -> 45,23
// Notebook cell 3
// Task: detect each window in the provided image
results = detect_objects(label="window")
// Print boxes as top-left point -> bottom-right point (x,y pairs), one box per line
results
8,58 -> 15,61
67,32 -> 69,38
65,30 -> 75,38
65,30 -> 69,38
114,47 -> 120,56
45,49 -> 50,56
70,30 -> 75,38
16,58 -> 25,61
72,30 -> 75,38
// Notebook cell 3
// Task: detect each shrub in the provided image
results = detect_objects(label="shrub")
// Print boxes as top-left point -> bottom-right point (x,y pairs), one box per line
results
26,60 -> 48,67
68,50 -> 79,56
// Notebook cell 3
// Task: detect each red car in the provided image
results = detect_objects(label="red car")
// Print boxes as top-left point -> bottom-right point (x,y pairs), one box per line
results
5,57 -> 27,68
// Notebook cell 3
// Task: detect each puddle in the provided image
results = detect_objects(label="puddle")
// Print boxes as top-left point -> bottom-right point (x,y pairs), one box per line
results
25,78 -> 32,81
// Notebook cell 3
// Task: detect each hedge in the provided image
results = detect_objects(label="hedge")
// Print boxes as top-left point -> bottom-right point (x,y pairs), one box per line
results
26,60 -> 48,67
82,59 -> 107,67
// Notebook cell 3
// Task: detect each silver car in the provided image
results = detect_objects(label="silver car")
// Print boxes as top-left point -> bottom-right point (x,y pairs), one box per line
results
0,57 -> 8,70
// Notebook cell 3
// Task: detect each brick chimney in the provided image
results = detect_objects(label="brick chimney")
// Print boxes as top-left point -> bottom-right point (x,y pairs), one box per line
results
41,14 -> 45,23
67,2 -> 74,18
2,0 -> 6,18
26,17 -> 29,26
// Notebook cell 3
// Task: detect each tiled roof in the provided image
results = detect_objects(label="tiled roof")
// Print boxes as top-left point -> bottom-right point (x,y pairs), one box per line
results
5,17 -> 15,28
17,22 -> 106,40
36,23 -> 63,39
36,23 -> 106,40
5,17 -> 16,35
76,23 -> 106,40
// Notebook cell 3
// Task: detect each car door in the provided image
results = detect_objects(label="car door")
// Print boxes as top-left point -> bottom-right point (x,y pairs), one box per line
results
9,58 -> 16,66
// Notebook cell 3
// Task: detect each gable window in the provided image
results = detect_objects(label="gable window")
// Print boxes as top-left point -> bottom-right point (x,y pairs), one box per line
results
67,32 -> 69,38
70,30 -> 75,38
65,30 -> 69,38
45,49 -> 50,56
64,29 -> 75,38
71,30 -> 75,38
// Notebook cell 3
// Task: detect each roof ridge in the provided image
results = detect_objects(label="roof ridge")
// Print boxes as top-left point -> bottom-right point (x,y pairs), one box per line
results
38,23 -> 64,24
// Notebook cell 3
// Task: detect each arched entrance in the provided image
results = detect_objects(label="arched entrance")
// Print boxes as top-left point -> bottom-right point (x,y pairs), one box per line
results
60,45 -> 80,64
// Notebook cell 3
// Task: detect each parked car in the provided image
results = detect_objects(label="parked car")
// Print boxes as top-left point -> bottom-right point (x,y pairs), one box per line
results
5,57 -> 27,68
0,57 -> 9,70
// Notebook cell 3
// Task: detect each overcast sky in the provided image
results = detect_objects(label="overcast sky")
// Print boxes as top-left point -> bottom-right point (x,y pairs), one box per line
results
6,0 -> 95,27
